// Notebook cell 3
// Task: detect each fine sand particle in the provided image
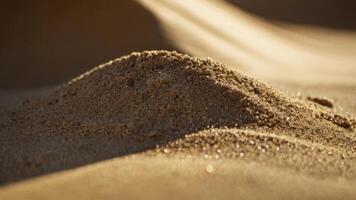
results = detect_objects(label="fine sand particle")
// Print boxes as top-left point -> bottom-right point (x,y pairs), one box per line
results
0,50 -> 355,184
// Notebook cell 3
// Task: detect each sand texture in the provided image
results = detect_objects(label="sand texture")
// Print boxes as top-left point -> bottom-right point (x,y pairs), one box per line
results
1,0 -> 356,199
1,51 -> 356,199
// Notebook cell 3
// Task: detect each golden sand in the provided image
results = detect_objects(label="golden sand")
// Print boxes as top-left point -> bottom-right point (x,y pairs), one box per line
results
1,51 -> 355,185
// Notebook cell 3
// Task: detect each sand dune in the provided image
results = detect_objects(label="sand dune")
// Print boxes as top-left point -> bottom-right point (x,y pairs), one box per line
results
0,51 -> 355,190
1,0 -> 356,199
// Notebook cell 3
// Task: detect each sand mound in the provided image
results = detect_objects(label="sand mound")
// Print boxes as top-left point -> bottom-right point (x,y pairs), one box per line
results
0,51 -> 355,184
0,0 -> 173,89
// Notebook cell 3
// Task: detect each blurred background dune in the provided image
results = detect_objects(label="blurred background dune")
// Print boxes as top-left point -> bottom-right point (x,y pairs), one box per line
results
227,0 -> 356,30
140,0 -> 356,85
2,0 -> 356,90
0,0 -> 172,89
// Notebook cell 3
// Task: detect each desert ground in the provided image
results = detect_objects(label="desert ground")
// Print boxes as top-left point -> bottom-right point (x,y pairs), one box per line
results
0,0 -> 356,199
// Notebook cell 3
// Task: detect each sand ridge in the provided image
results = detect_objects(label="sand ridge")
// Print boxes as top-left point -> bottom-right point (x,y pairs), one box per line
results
0,51 -> 355,184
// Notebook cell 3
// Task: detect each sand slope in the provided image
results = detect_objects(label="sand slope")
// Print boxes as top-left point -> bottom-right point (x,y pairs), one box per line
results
1,156 -> 356,200
0,52 -> 355,199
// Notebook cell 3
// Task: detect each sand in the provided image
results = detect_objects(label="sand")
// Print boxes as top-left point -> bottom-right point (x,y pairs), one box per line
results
1,156 -> 356,200
0,51 -> 356,199
1,1 -> 356,199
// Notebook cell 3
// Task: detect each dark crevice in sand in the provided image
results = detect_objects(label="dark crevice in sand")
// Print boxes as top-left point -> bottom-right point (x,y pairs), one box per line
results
307,96 -> 334,108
